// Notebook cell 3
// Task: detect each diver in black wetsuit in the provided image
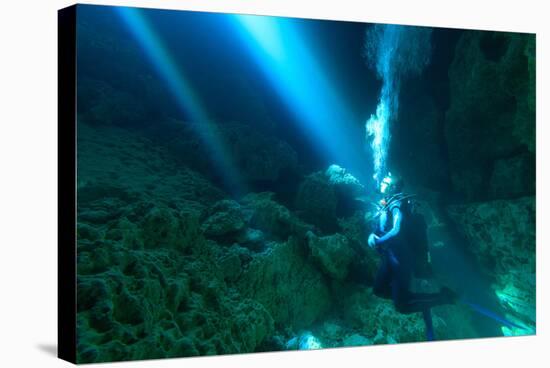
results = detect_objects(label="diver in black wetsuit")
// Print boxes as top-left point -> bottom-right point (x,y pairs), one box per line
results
367,173 -> 457,340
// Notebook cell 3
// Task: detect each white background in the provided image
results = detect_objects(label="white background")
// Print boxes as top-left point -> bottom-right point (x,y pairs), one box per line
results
0,0 -> 547,366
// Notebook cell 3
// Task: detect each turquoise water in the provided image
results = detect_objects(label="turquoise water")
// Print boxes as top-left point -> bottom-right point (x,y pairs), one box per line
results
74,5 -> 535,363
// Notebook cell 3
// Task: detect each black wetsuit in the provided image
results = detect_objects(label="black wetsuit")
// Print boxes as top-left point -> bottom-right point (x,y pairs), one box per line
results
372,200 -> 453,339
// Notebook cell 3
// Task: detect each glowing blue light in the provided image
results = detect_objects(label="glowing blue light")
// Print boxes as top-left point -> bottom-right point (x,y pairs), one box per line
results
117,7 -> 245,195
233,14 -> 363,179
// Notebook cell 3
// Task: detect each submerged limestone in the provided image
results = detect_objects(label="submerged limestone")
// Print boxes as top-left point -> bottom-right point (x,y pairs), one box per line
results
307,231 -> 355,282
77,121 -> 494,364
445,31 -> 535,202
75,123 -> 329,362
237,237 -> 331,330
447,197 -> 535,334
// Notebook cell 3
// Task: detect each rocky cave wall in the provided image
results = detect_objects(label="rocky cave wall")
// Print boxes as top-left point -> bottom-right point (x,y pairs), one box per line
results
393,30 -> 536,335
444,31 -> 535,334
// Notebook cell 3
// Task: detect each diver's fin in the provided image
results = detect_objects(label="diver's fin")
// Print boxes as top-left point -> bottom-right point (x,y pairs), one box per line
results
422,309 -> 435,341
460,299 -> 525,330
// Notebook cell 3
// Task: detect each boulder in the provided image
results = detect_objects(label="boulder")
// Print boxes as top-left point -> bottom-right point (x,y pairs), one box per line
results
307,232 -> 356,281
237,237 -> 331,329
325,164 -> 364,196
141,205 -> 203,251
337,286 -> 431,343
241,192 -> 312,241
295,172 -> 338,231
200,200 -> 246,240
488,153 -> 535,199
236,228 -> 266,251
286,332 -> 323,350
322,321 -> 344,341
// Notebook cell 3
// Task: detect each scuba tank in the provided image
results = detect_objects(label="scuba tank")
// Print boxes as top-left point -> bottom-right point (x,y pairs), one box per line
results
371,193 -> 433,279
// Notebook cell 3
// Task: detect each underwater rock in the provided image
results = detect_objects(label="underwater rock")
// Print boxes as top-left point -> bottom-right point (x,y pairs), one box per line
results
337,211 -> 380,285
77,277 -> 110,312
296,167 -> 368,232
77,241 -> 122,276
372,329 -> 397,345
77,122 -> 225,212
141,205 -> 204,251
76,111 -> 503,361
77,222 -> 101,241
322,321 -> 344,341
325,165 -> 371,218
236,228 -> 266,251
218,252 -> 242,282
241,192 -> 312,241
445,31 -> 535,201
225,243 -> 254,267
446,197 -> 535,272
343,333 -> 372,347
231,299 -> 276,352
295,172 -> 338,232
76,241 -> 275,362
336,286 -> 432,343
325,164 -> 364,196
200,200 -> 246,240
76,122 -> 291,363
337,211 -> 370,248
77,181 -> 139,207
104,217 -> 141,250
78,209 -> 119,224
237,237 -> 331,329
307,232 -> 355,281
488,152 -> 535,199
446,196 -> 535,333
286,332 -> 323,350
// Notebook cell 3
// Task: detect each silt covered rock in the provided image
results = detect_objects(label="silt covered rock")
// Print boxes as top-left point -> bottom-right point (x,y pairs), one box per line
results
200,199 -> 246,240
295,172 -> 338,232
307,231 -> 356,281
240,192 -> 312,241
237,237 -> 331,329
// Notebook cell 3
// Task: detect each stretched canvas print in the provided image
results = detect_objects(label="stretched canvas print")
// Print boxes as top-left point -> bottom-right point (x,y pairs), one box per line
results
58,3 -> 536,364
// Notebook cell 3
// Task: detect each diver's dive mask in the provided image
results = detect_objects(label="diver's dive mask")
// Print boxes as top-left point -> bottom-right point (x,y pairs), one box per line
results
379,172 -> 403,195
380,175 -> 393,194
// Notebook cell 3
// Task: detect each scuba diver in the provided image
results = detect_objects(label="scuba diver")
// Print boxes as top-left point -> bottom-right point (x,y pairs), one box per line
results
367,172 -> 457,341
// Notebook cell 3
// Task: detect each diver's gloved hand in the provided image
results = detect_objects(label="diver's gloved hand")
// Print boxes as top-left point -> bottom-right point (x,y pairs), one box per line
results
368,233 -> 379,248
